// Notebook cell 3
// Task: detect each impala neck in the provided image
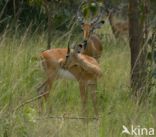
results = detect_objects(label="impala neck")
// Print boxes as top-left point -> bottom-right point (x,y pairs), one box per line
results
83,40 -> 87,49
108,13 -> 118,37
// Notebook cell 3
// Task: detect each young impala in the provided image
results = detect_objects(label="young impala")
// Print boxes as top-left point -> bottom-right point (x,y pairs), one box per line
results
37,42 -> 102,115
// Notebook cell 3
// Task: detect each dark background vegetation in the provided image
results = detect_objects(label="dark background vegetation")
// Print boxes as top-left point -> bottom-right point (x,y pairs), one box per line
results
0,0 -> 155,33
0,0 -> 79,32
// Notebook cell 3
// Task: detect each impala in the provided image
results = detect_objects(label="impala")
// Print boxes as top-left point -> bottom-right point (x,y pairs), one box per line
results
37,42 -> 102,115
77,2 -> 105,60
107,8 -> 129,39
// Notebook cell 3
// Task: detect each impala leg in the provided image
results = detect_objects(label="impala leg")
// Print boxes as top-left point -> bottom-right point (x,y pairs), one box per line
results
79,81 -> 88,115
37,77 -> 54,113
88,80 -> 98,116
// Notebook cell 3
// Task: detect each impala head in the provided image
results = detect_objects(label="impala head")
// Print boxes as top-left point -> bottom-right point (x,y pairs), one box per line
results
64,42 -> 85,68
105,4 -> 121,19
77,2 -> 105,40
67,42 -> 84,57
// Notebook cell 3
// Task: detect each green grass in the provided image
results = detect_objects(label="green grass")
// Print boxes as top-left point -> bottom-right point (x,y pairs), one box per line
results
0,27 -> 156,137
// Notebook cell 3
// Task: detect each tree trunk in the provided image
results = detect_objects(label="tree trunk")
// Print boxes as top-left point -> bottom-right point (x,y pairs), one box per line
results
47,9 -> 53,49
44,0 -> 53,49
129,0 -> 148,102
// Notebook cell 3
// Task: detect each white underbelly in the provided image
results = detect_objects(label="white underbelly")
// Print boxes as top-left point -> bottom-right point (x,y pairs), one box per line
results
58,68 -> 76,80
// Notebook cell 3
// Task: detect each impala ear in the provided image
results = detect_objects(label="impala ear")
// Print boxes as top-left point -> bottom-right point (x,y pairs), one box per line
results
78,44 -> 83,48
93,20 -> 105,29
78,44 -> 84,53
100,20 -> 105,24
74,43 -> 84,53
69,42 -> 77,54
81,22 -> 84,25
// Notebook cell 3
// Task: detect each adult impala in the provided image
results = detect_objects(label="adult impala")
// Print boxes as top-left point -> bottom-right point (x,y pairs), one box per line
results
37,42 -> 102,115
77,2 -> 105,60
106,8 -> 129,39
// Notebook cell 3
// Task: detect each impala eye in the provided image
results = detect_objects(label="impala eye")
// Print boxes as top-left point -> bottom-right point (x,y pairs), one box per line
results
81,22 -> 84,25
101,20 -> 105,24
78,44 -> 83,48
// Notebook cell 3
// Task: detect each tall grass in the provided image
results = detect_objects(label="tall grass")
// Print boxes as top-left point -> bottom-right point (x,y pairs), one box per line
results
0,25 -> 156,137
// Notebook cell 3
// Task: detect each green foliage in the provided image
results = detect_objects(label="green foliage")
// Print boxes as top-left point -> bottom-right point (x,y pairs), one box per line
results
0,0 -> 155,32
79,2 -> 104,19
27,0 -> 43,6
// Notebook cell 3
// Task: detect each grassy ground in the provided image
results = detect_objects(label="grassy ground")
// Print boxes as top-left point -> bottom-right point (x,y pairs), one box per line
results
0,25 -> 156,137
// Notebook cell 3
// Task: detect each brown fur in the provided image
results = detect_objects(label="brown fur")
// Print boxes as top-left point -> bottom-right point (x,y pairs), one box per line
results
81,23 -> 103,60
108,12 -> 129,38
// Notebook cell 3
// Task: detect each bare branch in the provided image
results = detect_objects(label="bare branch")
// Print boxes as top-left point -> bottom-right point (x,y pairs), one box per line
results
14,92 -> 49,112
36,115 -> 101,120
